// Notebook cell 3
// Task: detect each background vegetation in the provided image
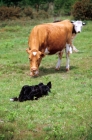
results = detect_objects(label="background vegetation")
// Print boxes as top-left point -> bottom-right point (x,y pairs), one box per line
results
0,17 -> 92,140
0,0 -> 92,20
0,0 -> 92,139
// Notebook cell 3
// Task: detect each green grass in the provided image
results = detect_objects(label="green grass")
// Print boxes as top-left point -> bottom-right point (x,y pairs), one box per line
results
0,18 -> 92,140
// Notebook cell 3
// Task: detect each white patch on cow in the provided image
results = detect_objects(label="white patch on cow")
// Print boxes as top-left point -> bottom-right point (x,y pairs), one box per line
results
69,46 -> 72,54
73,20 -> 83,33
66,43 -> 70,53
66,43 -> 74,54
33,52 -> 37,56
55,50 -> 64,70
56,58 -> 61,70
45,48 -> 49,54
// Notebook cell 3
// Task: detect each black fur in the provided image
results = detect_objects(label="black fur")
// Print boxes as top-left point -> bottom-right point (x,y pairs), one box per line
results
10,82 -> 51,102
53,20 -> 62,23
72,25 -> 77,34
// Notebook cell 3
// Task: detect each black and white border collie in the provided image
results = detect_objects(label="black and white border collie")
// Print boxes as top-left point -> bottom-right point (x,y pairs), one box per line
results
10,82 -> 51,102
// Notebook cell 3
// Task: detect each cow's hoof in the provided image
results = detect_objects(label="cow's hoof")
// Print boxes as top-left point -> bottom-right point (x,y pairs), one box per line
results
30,74 -> 39,77
55,67 -> 60,70
66,68 -> 69,71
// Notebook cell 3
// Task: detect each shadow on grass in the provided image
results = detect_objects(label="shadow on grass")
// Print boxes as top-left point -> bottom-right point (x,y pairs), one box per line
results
1,63 -> 78,77
38,65 -> 78,77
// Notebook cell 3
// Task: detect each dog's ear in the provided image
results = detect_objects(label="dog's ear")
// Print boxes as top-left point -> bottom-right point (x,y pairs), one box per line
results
39,83 -> 43,86
47,81 -> 51,89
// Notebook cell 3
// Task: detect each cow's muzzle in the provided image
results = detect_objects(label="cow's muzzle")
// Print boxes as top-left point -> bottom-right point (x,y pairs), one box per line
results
30,70 -> 39,77
31,66 -> 37,71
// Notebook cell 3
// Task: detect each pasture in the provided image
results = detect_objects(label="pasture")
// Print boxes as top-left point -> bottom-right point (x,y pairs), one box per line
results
0,18 -> 92,140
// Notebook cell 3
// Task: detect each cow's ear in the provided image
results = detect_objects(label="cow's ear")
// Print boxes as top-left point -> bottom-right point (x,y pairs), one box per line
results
82,22 -> 86,25
71,20 -> 75,23
41,53 -> 45,57
40,52 -> 45,57
26,48 -> 31,54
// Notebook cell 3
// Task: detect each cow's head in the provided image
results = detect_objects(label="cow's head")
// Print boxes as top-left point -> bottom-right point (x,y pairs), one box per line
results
26,48 -> 44,77
71,20 -> 86,33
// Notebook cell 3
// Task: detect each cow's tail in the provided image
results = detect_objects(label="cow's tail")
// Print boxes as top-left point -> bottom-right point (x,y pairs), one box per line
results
10,97 -> 19,101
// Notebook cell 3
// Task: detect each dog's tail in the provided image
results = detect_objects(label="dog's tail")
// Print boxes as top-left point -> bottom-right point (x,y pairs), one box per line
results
10,97 -> 19,101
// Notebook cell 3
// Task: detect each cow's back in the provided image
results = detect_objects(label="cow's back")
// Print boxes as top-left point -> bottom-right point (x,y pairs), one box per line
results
28,23 -> 69,54
53,20 -> 73,44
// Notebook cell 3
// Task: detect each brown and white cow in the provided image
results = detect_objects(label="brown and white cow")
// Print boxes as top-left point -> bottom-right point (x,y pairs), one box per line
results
55,20 -> 86,70
26,20 -> 85,76
26,20 -> 73,76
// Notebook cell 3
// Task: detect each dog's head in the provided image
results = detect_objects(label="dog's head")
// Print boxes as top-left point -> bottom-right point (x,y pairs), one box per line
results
38,81 -> 51,95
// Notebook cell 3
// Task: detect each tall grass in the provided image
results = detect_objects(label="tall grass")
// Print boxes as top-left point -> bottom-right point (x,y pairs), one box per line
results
0,18 -> 92,140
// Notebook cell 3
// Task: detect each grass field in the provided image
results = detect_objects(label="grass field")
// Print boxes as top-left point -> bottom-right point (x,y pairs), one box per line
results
0,17 -> 92,140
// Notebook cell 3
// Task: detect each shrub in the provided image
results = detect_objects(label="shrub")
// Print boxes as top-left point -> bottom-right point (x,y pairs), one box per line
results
0,6 -> 49,20
72,0 -> 92,20
35,10 -> 49,19
23,7 -> 33,19
0,6 -> 21,20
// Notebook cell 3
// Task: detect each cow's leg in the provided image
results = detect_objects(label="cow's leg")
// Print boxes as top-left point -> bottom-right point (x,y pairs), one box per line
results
72,45 -> 79,52
68,45 -> 79,53
65,44 -> 70,71
55,50 -> 64,70
71,34 -> 79,53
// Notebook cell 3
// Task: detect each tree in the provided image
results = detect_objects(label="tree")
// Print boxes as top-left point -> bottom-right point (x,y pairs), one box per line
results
2,0 -> 54,6
3,0 -> 22,6
54,0 -> 78,16
72,0 -> 92,20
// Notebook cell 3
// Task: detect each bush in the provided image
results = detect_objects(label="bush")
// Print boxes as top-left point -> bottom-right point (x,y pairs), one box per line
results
0,6 -> 49,20
23,7 -> 33,19
72,0 -> 92,20
35,10 -> 49,19
0,6 -> 34,20
0,6 -> 21,20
